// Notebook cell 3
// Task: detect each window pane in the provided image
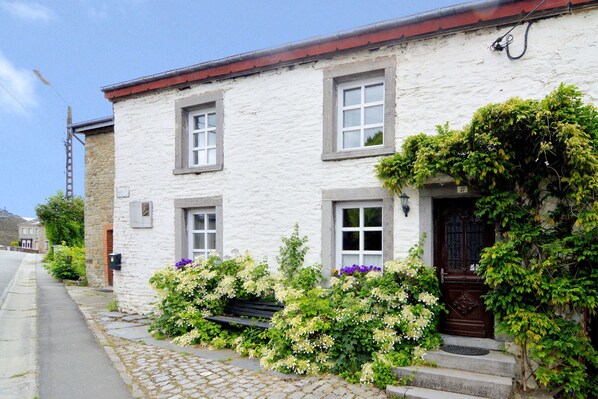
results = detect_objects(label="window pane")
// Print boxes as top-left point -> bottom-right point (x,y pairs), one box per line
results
342,254 -> 360,267
208,131 -> 216,146
343,130 -> 360,149
207,113 -> 216,129
197,132 -> 206,148
193,133 -> 199,148
196,149 -> 205,164
207,149 -> 216,164
194,114 -> 205,130
193,233 -> 205,250
343,109 -> 360,128
364,128 -> 383,146
193,150 -> 199,165
194,214 -> 205,230
207,233 -> 216,250
342,231 -> 360,251
365,84 -> 383,103
207,213 -> 216,230
343,208 -> 360,227
364,105 -> 383,125
343,88 -> 361,106
363,254 -> 382,267
364,207 -> 382,227
364,231 -> 382,251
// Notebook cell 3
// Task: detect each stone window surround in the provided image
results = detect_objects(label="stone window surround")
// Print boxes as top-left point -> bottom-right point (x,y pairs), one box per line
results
174,91 -> 224,175
322,56 -> 396,161
174,196 -> 223,260
321,187 -> 394,277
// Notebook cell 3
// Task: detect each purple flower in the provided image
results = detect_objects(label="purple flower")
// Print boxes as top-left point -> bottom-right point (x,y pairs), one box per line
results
336,264 -> 382,276
175,258 -> 193,270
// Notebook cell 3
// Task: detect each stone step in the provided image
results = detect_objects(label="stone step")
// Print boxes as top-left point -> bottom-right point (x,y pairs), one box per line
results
393,366 -> 513,399
441,334 -> 505,351
424,349 -> 516,378
387,385 -> 492,399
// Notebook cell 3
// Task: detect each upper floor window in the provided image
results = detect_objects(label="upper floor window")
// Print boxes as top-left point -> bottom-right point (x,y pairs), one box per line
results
174,91 -> 224,175
189,108 -> 217,167
322,57 -> 396,161
338,78 -> 384,150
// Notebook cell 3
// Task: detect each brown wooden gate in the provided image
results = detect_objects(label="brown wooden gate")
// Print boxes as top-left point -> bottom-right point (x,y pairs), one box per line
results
434,198 -> 494,338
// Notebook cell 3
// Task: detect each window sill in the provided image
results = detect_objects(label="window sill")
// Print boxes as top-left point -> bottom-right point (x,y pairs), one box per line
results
173,164 -> 223,175
321,146 -> 395,161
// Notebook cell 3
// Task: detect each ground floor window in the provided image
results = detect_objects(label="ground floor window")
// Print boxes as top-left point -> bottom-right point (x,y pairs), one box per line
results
336,201 -> 383,268
188,209 -> 217,260
174,196 -> 223,261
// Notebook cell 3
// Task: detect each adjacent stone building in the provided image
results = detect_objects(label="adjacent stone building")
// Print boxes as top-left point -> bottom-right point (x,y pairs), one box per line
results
72,117 -> 115,287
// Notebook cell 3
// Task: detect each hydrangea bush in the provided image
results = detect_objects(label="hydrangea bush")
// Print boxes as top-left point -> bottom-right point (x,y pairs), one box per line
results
262,247 -> 442,387
149,253 -> 275,349
149,235 -> 442,389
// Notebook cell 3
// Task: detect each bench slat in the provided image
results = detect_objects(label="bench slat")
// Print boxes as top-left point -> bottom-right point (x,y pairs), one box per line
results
205,300 -> 283,329
205,315 -> 272,329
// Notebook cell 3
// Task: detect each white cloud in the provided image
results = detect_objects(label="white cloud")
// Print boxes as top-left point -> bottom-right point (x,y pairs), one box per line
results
0,51 -> 37,114
1,1 -> 56,22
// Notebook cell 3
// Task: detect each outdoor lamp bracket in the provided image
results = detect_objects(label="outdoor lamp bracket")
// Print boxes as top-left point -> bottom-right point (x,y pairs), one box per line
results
399,193 -> 410,217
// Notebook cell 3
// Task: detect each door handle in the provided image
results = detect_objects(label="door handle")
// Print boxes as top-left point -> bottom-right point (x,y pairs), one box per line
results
441,268 -> 447,283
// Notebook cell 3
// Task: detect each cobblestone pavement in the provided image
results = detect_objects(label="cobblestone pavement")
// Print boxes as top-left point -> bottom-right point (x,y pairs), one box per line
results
66,286 -> 388,399
111,335 -> 388,399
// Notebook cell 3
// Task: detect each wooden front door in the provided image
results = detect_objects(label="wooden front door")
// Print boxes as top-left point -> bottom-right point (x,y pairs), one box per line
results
104,226 -> 114,286
434,199 -> 494,338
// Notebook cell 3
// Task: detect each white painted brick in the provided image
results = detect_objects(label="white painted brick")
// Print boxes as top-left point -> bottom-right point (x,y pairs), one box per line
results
111,10 -> 598,313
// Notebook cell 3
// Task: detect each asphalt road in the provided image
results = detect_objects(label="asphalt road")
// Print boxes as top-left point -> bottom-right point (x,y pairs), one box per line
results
0,250 -> 25,309
37,258 -> 132,398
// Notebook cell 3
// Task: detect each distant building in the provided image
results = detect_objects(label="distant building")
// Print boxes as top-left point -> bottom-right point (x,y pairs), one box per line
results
17,219 -> 48,253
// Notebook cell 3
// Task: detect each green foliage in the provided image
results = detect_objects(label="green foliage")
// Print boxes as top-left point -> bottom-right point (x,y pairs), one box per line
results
376,84 -> 598,397
263,249 -> 442,388
149,254 -> 276,343
35,191 -> 84,247
107,299 -> 119,312
45,245 -> 85,280
149,241 -> 441,389
276,224 -> 309,282
10,241 -> 19,247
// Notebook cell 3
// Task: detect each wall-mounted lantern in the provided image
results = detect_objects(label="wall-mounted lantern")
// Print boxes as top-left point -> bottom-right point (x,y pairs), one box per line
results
399,193 -> 410,217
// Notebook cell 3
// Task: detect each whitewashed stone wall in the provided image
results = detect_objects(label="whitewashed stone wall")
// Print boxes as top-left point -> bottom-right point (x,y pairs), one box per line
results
112,10 -> 598,313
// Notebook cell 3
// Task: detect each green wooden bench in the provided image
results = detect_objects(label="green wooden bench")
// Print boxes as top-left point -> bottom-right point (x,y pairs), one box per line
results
205,299 -> 283,329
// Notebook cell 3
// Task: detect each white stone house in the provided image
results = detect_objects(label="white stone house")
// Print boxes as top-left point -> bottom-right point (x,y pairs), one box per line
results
101,0 -> 598,340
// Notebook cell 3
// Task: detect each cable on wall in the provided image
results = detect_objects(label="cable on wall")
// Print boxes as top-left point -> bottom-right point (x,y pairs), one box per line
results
490,0 -> 548,60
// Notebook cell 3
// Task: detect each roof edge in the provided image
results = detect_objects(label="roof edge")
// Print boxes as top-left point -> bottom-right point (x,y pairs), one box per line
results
102,0 -> 598,100
70,116 -> 114,134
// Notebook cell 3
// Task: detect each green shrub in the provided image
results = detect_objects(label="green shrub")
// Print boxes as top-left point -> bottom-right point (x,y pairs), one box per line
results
45,245 -> 85,280
149,242 -> 442,389
262,245 -> 442,388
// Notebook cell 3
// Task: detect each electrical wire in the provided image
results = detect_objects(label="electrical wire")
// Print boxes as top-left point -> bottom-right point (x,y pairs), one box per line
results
0,80 -> 32,112
490,0 -> 548,58
505,21 -> 534,60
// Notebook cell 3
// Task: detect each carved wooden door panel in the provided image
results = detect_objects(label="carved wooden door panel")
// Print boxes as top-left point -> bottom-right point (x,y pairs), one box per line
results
434,199 -> 494,338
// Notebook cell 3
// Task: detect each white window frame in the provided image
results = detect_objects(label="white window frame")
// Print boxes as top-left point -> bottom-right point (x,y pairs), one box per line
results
337,77 -> 385,151
188,108 -> 217,167
187,208 -> 217,260
335,201 -> 384,269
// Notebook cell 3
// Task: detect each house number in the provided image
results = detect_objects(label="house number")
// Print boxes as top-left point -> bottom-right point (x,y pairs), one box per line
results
469,263 -> 479,271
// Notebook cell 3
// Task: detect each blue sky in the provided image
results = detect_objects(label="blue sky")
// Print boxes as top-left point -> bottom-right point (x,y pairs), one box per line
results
0,0 -> 465,218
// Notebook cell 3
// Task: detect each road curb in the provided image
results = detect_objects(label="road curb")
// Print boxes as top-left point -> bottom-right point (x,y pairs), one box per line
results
65,288 -> 146,399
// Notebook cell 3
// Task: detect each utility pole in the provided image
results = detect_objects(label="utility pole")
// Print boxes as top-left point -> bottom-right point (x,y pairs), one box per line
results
66,106 -> 73,200
33,70 -> 82,201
